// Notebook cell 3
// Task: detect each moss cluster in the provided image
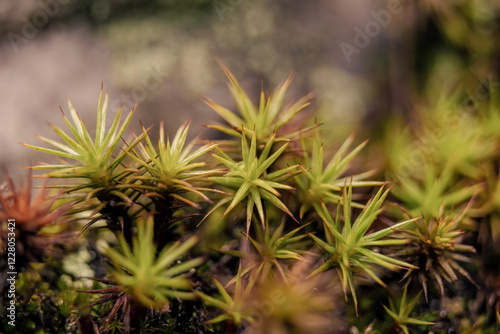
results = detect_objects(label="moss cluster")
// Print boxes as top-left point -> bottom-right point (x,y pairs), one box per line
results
1,64 -> 500,334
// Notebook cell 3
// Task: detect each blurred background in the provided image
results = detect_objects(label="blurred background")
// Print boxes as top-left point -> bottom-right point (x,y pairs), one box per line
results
1,0 -> 499,174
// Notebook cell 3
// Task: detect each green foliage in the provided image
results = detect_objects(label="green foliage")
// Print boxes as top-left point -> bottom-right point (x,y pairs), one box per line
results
104,217 -> 203,308
295,128 -> 382,219
207,131 -> 299,233
204,60 -> 313,144
224,218 -> 309,283
383,285 -> 434,334
128,121 -> 218,208
391,161 -> 480,220
23,88 -> 146,208
309,183 -> 418,313
420,91 -> 497,179
1,265 -> 98,334
7,62 -> 500,333
196,268 -> 256,326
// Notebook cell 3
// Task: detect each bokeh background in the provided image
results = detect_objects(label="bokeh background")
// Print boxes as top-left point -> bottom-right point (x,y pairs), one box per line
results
1,0 -> 499,174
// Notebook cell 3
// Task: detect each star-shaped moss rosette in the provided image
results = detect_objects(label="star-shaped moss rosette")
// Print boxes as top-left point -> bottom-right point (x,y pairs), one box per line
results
222,218 -> 310,284
82,216 -> 202,332
204,60 -> 314,144
127,121 -> 219,209
397,205 -> 478,300
295,127 -> 383,220
0,172 -> 71,266
416,90 -> 497,180
195,266 -> 257,327
204,131 -> 300,234
309,183 -> 418,313
103,216 -> 203,308
242,219 -> 309,280
420,123 -> 496,180
391,161 -> 481,220
383,285 -> 434,334
0,172 -> 68,232
22,87 -> 146,209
